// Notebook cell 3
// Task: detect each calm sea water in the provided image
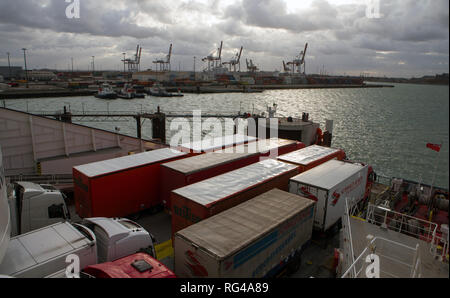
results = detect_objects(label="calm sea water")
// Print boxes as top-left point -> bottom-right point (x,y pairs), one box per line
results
3,83 -> 449,189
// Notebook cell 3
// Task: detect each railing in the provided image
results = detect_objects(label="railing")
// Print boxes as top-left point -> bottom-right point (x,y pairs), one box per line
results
341,235 -> 422,278
341,199 -> 357,277
6,174 -> 73,185
365,203 -> 437,246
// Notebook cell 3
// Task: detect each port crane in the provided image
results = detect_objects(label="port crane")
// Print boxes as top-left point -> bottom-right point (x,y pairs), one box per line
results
222,46 -> 243,72
282,61 -> 291,73
246,59 -> 258,73
122,45 -> 142,72
202,41 -> 223,72
286,43 -> 308,74
153,44 -> 172,72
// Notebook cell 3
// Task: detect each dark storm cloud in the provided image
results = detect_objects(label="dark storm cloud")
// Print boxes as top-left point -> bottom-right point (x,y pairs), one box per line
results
0,0 -> 165,38
0,0 -> 448,77
224,0 -> 341,32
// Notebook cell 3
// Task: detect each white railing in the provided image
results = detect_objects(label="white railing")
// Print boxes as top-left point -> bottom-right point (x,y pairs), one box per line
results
341,236 -> 422,278
341,199 -> 357,277
365,203 -> 437,245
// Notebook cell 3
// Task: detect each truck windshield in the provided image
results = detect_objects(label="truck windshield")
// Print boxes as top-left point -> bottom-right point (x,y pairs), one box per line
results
74,224 -> 95,241
118,220 -> 141,230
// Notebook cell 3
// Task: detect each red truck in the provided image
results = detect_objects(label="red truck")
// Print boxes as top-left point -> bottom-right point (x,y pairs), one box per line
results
73,148 -> 188,218
170,159 -> 299,236
277,145 -> 346,173
161,138 -> 304,210
82,252 -> 176,278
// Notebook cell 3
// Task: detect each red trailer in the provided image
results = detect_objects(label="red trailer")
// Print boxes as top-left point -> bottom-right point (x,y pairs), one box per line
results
170,159 -> 299,236
82,253 -> 176,278
73,148 -> 188,218
277,145 -> 346,173
178,134 -> 257,154
161,138 -> 304,210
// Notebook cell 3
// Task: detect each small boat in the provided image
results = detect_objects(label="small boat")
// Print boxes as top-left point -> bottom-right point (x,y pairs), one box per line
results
147,84 -> 184,97
95,83 -> 117,99
117,84 -> 145,99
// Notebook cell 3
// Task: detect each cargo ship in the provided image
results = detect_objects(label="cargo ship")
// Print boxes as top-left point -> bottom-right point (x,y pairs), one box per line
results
0,105 -> 448,279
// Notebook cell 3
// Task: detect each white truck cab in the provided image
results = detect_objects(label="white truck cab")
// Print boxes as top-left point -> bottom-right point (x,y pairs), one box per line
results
81,217 -> 156,263
8,181 -> 70,236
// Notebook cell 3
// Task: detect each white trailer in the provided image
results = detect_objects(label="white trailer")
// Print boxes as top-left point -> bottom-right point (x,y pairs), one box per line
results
0,217 -> 157,278
289,159 -> 368,232
0,222 -> 97,278
174,188 -> 315,278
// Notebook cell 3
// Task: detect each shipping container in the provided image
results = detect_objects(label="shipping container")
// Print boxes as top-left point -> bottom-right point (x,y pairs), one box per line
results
171,159 -> 299,236
277,145 -> 346,172
161,138 -> 304,210
178,134 -> 257,154
174,188 -> 315,278
289,160 -> 368,231
73,148 -> 187,218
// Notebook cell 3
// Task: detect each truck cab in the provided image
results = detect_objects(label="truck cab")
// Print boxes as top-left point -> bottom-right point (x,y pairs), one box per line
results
8,182 -> 70,236
82,252 -> 176,278
80,217 -> 156,263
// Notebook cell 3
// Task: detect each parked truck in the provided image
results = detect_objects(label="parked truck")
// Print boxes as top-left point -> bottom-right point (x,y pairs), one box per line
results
82,252 -> 176,278
289,159 -> 368,232
170,159 -> 299,236
73,148 -> 188,218
161,138 -> 303,210
277,145 -> 346,172
0,217 -> 156,278
7,181 -> 70,237
174,188 -> 315,277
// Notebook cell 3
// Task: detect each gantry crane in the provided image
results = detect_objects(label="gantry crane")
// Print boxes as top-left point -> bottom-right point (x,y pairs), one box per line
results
153,44 -> 172,72
246,59 -> 259,73
122,45 -> 142,72
286,43 -> 308,74
223,46 -> 243,72
202,41 -> 223,72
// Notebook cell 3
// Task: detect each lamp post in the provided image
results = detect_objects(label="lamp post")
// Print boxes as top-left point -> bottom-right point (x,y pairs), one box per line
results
6,52 -> 11,79
193,56 -> 196,81
91,56 -> 95,74
22,48 -> 29,88
122,52 -> 126,74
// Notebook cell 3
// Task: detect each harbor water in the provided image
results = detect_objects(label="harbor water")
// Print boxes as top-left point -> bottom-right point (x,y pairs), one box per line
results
2,83 -> 449,189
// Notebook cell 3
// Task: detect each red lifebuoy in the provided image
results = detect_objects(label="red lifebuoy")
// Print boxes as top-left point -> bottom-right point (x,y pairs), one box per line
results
316,128 -> 323,145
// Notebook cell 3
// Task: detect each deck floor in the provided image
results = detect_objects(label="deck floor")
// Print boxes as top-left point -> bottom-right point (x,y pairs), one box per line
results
347,217 -> 448,278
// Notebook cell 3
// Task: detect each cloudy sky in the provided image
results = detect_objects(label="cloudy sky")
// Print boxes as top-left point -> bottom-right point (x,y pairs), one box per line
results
0,0 -> 448,77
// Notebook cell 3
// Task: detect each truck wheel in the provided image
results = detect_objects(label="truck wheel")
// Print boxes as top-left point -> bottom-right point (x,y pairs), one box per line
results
287,252 -> 302,275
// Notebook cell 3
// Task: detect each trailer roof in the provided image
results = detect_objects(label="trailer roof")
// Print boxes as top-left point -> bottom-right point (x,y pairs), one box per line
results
163,138 -> 296,174
179,134 -> 257,153
73,148 -> 186,177
172,159 -> 297,206
176,188 -> 314,259
215,138 -> 298,154
0,222 -> 92,275
290,160 -> 366,190
277,145 -> 340,166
